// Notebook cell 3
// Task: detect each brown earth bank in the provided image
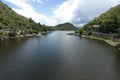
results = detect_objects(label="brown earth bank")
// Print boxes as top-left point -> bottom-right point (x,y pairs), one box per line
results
75,32 -> 120,50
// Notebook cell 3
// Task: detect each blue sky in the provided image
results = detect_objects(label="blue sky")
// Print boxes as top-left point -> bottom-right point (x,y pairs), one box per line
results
2,0 -> 65,17
2,0 -> 120,27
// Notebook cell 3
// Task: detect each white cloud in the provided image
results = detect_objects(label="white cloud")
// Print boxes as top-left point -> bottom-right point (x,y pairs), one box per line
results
5,0 -> 120,27
32,0 -> 43,4
52,0 -> 81,24
5,0 -> 55,25
52,0 -> 120,27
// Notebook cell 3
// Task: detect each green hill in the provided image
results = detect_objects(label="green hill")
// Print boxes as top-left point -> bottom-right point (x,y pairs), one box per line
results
55,22 -> 78,30
0,1 -> 77,41
84,4 -> 120,33
0,1 -> 52,38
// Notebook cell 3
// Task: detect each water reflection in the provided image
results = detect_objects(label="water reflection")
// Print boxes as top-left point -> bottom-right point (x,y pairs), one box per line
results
0,31 -> 119,80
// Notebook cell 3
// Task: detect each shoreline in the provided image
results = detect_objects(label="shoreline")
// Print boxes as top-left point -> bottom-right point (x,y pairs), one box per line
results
82,35 -> 120,50
0,31 -> 49,41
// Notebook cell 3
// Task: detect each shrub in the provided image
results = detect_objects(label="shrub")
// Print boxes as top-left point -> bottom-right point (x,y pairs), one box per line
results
0,31 -> 5,35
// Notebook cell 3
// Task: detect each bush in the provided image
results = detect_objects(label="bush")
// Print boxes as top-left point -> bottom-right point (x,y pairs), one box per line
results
87,30 -> 92,35
78,28 -> 84,35
0,31 -> 5,35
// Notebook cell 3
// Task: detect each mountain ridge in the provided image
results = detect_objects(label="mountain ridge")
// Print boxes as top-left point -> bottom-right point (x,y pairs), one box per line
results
55,22 -> 78,30
0,1 -> 53,40
84,4 -> 120,33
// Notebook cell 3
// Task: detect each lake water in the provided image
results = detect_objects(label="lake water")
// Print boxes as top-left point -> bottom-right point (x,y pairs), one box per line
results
0,31 -> 120,80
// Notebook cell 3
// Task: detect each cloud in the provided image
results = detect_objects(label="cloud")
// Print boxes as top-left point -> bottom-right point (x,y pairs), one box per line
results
32,0 -> 43,4
5,0 -> 55,25
52,0 -> 81,24
52,0 -> 120,27
5,0 -> 120,27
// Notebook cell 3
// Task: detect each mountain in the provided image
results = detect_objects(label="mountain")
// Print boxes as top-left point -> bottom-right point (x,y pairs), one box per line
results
0,1 -> 52,39
0,1 -> 32,31
84,4 -> 120,33
55,22 -> 78,30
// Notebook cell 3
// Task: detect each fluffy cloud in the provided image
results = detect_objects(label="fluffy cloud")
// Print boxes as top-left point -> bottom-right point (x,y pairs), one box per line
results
52,0 -> 81,24
5,0 -> 55,25
32,0 -> 43,4
5,0 -> 120,27
53,0 -> 120,27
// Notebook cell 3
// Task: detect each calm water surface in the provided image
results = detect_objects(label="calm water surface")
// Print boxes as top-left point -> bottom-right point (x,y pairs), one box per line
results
0,31 -> 120,80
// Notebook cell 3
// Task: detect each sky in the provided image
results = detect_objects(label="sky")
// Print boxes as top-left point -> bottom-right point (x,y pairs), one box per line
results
2,0 -> 120,27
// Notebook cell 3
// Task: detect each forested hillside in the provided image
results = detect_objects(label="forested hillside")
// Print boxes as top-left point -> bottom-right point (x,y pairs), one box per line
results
0,1 -> 52,39
84,5 -> 120,33
55,22 -> 77,30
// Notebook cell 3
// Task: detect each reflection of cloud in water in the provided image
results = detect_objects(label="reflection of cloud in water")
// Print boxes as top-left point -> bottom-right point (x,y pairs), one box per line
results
0,31 -> 119,80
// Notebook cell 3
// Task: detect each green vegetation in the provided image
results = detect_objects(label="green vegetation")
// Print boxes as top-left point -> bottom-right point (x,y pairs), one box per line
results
0,1 -> 52,39
75,28 -> 84,35
84,4 -> 120,33
0,1 -> 78,41
54,22 -> 78,31
0,31 -> 5,35
75,27 -> 92,36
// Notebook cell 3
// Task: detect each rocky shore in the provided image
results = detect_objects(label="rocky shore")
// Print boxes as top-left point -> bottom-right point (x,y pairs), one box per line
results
0,32 -> 44,41
82,35 -> 120,50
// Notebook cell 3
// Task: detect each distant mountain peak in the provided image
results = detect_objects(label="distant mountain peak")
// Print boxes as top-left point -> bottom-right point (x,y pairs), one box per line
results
55,22 -> 78,30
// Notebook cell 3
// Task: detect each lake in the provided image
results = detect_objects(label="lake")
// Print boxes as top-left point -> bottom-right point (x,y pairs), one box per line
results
0,31 -> 120,80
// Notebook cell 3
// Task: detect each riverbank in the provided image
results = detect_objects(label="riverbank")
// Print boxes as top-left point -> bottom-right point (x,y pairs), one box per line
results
82,35 -> 120,49
0,31 -> 49,41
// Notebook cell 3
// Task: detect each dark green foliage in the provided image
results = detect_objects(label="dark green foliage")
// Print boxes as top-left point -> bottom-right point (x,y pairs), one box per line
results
0,31 -> 5,35
84,4 -> 120,33
76,27 -> 92,36
99,21 -> 118,33
0,1 -> 52,37
87,30 -> 92,35
78,28 -> 84,35
55,22 -> 78,30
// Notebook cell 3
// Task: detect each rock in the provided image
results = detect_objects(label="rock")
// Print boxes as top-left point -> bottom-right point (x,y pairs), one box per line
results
36,33 -> 42,37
